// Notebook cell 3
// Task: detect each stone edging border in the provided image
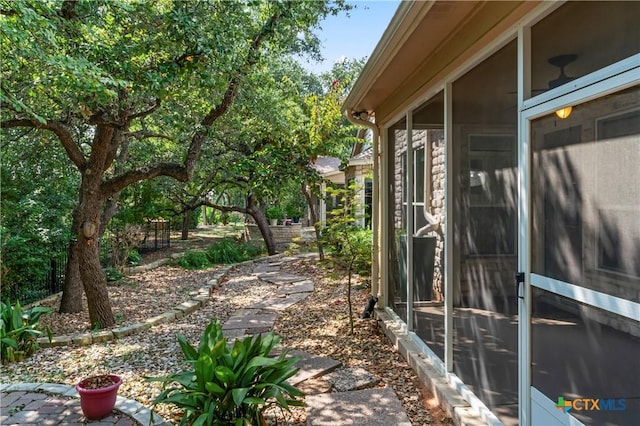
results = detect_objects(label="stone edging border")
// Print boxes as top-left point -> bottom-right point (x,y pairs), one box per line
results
376,309 -> 491,426
36,254 -> 287,349
0,382 -> 171,425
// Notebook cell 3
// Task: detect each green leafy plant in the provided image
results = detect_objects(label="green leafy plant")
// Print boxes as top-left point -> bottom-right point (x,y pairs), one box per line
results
177,250 -> 212,270
322,183 -> 372,334
177,241 -> 265,270
283,191 -> 306,221
127,249 -> 142,266
265,205 -> 283,221
104,267 -> 123,283
1,301 -> 52,363
149,320 -> 304,425
206,239 -> 244,264
206,239 -> 264,265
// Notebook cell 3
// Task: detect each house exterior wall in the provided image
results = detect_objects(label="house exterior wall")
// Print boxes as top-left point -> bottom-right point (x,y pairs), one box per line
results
389,128 -> 445,303
345,163 -> 373,228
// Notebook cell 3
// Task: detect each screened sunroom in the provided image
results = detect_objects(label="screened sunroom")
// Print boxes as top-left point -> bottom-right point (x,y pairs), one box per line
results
344,2 -> 639,425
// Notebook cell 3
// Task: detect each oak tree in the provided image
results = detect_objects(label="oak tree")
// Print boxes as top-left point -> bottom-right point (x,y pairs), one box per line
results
1,0 -> 346,328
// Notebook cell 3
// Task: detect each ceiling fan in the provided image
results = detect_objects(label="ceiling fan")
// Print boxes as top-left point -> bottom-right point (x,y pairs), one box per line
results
546,54 -> 577,89
509,54 -> 578,94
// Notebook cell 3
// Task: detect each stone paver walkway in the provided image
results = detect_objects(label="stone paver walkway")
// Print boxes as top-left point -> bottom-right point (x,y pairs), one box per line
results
220,257 -> 413,425
0,254 -> 412,425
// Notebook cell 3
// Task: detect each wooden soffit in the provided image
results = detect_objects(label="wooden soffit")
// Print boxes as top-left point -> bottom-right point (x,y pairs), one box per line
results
345,1 -> 539,124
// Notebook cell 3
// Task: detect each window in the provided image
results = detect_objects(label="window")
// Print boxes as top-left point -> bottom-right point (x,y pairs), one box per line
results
467,134 -> 516,255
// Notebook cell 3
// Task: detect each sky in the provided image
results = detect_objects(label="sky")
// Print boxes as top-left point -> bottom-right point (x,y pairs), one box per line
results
299,1 -> 401,74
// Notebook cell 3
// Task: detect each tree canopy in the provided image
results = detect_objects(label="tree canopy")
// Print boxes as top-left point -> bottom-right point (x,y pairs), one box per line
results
1,0 -> 351,328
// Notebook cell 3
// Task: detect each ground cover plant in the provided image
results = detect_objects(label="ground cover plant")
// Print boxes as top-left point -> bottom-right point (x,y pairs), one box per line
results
177,239 -> 264,270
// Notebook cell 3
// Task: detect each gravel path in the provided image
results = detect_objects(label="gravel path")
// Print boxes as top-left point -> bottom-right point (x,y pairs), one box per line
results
0,252 -> 451,425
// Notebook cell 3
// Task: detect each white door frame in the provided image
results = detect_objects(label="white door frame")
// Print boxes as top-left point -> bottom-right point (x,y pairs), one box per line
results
518,54 -> 640,426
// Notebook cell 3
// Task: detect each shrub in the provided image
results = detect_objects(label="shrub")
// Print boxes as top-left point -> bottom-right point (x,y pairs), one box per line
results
206,239 -> 244,264
1,301 -> 52,363
104,267 -> 123,282
108,224 -> 145,272
0,233 -> 68,304
148,320 -> 304,425
127,249 -> 142,266
177,250 -> 212,270
242,241 -> 265,259
177,240 -> 265,270
265,205 -> 282,220
206,239 -> 264,264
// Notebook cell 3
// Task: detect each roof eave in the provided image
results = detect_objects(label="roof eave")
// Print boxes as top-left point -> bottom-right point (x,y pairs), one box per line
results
343,1 -> 433,116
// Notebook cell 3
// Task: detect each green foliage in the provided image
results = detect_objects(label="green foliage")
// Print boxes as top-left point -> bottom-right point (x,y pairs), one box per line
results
282,183 -> 307,219
111,178 -> 178,228
127,249 -> 142,266
190,207 -> 202,229
322,184 -> 372,275
178,240 -> 264,270
265,205 -> 283,221
148,320 -> 303,425
177,250 -> 212,270
104,267 -> 123,283
0,301 -> 52,363
1,137 -> 75,302
0,235 -> 49,301
206,241 -> 240,264
322,183 -> 372,334
324,225 -> 372,276
218,211 -> 231,225
206,239 -> 262,265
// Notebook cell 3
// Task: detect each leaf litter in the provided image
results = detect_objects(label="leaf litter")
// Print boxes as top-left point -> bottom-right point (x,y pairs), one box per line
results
1,252 -> 451,425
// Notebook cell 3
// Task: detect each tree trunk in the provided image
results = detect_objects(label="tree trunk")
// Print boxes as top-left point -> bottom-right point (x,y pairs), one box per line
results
302,181 -> 324,259
69,125 -> 116,329
247,205 -> 277,255
59,239 -> 83,314
181,210 -> 192,240
77,232 -> 114,328
347,259 -> 354,334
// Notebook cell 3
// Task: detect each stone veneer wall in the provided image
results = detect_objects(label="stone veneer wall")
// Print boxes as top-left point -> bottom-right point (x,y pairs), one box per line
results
245,223 -> 302,246
430,132 -> 445,301
391,128 -> 445,301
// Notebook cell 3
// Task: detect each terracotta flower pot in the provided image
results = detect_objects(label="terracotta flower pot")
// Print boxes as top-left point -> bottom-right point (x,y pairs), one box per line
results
76,374 -> 122,420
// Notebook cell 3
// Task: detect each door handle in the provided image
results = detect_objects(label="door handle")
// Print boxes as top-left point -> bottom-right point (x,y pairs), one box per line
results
515,272 -> 525,300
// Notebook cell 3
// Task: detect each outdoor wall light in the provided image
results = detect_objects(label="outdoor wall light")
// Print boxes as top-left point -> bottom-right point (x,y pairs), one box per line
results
555,106 -> 573,119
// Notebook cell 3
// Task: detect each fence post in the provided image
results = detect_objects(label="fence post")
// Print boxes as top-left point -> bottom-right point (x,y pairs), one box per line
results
154,221 -> 158,251
50,258 -> 57,295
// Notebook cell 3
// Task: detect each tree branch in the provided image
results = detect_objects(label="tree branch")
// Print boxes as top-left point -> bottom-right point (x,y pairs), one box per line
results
128,98 -> 161,121
182,4 -> 288,179
1,118 -> 86,169
101,162 -> 189,197
199,200 -> 248,215
125,130 -> 173,141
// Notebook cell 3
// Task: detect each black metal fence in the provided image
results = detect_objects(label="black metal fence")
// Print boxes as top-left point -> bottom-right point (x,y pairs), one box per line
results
5,221 -> 171,305
4,245 -> 68,306
138,220 -> 171,253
